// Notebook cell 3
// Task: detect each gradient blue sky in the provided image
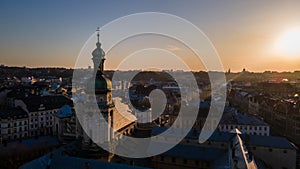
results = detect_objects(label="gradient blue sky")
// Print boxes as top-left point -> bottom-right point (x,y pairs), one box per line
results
1,0 -> 300,72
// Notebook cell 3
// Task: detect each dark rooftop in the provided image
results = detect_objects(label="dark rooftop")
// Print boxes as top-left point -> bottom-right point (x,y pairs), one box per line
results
243,134 -> 297,150
151,126 -> 235,142
0,107 -> 28,119
22,95 -> 73,112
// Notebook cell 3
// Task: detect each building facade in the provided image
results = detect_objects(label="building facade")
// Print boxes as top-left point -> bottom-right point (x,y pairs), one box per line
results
219,110 -> 270,136
15,95 -> 73,137
0,107 -> 28,141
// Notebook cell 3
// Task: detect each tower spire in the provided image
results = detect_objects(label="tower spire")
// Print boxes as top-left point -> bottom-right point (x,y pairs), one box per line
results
96,27 -> 100,44
92,27 -> 105,74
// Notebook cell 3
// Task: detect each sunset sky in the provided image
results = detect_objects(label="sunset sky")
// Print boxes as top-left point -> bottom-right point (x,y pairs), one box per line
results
1,0 -> 300,72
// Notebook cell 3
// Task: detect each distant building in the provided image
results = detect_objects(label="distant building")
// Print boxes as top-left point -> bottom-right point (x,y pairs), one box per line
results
248,94 -> 261,116
219,109 -> 270,136
150,126 -> 297,169
0,107 -> 28,141
53,105 -> 77,143
249,94 -> 300,145
262,98 -> 300,145
245,135 -> 297,169
228,89 -> 251,113
150,126 -> 258,169
256,82 -> 297,97
16,95 -> 72,137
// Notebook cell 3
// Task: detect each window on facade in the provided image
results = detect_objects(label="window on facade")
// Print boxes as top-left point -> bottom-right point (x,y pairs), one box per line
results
14,123 -> 17,127
160,156 -> 164,161
172,157 -> 176,162
283,150 -> 287,153
19,122 -> 22,125
183,159 -> 187,164
8,129 -> 11,134
8,123 -> 10,128
269,148 -> 273,152
195,160 -> 199,166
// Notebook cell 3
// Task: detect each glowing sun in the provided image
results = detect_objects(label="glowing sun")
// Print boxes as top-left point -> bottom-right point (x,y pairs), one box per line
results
276,28 -> 300,55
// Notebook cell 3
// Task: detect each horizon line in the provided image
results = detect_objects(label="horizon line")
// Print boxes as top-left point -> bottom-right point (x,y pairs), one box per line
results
1,64 -> 300,74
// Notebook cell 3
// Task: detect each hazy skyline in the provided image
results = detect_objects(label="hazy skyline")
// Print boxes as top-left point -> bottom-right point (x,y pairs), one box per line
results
1,1 -> 300,72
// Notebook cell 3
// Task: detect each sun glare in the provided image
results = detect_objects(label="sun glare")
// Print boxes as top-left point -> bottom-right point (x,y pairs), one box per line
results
276,28 -> 300,56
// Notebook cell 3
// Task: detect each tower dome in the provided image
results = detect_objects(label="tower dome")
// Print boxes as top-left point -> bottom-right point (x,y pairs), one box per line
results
94,73 -> 112,94
92,42 -> 105,63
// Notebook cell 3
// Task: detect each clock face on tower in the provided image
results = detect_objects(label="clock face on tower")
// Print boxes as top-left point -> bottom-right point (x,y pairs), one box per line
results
99,96 -> 104,102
